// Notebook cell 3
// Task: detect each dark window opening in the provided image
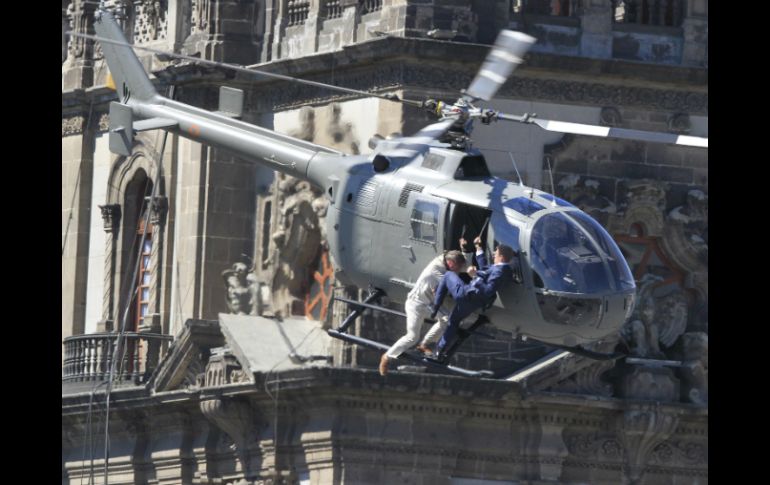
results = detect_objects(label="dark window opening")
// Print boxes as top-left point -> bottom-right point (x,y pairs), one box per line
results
455,155 -> 491,179
261,200 -> 272,269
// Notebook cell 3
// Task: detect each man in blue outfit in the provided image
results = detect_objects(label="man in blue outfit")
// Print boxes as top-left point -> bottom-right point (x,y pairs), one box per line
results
428,236 -> 516,360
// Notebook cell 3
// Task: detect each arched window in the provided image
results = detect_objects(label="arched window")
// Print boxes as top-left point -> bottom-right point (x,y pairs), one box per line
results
120,169 -> 154,331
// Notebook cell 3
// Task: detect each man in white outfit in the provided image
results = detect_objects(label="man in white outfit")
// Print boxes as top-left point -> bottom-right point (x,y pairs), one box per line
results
379,250 -> 467,376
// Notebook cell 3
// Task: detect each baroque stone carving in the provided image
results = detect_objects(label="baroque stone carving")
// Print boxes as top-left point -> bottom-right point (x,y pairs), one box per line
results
98,113 -> 110,132
618,407 -> 679,484
62,116 -> 86,137
133,0 -> 168,43
679,331 -> 708,405
663,189 -> 708,273
563,430 -> 624,462
191,0 -> 211,32
223,262 -> 255,315
250,60 -> 708,115
600,107 -> 622,126
270,175 -> 326,317
621,275 -> 688,360
557,175 -> 617,225
650,440 -> 708,466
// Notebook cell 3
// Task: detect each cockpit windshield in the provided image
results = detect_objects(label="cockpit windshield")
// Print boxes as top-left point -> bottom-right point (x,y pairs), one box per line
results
530,211 -> 634,294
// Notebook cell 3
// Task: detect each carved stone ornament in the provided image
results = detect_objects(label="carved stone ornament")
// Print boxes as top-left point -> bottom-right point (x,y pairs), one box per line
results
251,61 -> 708,115
98,113 -> 110,132
99,204 -> 122,232
662,189 -> 708,273
600,106 -> 622,126
62,116 -> 86,137
619,406 -> 679,484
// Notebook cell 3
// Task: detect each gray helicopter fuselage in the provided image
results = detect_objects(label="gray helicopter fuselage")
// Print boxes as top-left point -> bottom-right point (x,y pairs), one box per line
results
322,144 -> 635,347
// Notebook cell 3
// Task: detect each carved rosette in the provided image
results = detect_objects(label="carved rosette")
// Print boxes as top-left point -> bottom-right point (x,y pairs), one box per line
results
618,406 -> 679,483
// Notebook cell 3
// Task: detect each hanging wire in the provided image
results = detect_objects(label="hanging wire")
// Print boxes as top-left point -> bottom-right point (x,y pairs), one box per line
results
101,82 -> 175,484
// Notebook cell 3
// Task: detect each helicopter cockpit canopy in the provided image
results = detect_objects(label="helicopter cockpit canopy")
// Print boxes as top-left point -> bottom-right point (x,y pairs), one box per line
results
530,211 -> 635,294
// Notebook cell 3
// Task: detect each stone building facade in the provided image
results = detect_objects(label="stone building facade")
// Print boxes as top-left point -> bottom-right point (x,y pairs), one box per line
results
62,1 -> 707,484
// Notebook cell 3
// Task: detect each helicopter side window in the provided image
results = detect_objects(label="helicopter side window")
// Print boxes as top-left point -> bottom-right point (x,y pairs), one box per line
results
455,155 -> 491,179
410,199 -> 439,244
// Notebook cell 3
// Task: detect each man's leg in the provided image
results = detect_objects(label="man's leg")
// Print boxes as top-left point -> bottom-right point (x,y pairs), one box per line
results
380,299 -> 426,375
420,316 -> 448,347
436,302 -> 475,356
433,271 -> 479,357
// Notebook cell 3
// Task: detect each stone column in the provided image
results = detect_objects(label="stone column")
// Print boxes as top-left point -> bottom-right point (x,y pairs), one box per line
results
62,0 -> 97,90
98,204 -> 122,332
682,0 -> 708,66
579,0 -> 613,59
62,114 -> 95,361
141,196 -> 168,334
139,196 -> 168,377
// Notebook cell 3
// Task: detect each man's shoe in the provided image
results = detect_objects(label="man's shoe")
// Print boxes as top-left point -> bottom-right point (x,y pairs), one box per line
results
416,344 -> 433,355
379,353 -> 390,376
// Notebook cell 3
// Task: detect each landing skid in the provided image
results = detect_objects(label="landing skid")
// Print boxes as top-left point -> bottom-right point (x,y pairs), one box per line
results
328,292 -> 494,379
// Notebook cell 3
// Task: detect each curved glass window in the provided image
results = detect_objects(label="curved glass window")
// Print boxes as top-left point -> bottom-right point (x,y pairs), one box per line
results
538,193 -> 575,208
530,212 -> 612,293
503,197 -> 545,216
565,211 -> 636,291
536,293 -> 603,327
490,211 -> 521,252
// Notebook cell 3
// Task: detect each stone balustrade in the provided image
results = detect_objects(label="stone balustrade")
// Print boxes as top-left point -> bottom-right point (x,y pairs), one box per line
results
62,331 -> 173,384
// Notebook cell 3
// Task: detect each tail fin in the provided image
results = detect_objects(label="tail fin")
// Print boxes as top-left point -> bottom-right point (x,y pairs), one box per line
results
93,9 -> 158,103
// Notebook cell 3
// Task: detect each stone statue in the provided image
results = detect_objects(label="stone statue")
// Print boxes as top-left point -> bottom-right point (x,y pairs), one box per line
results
222,262 -> 251,315
269,174 -> 325,316
621,276 -> 687,359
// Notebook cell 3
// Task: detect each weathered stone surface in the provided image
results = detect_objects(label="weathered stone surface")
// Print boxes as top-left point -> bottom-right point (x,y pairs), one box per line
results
63,1 -> 707,483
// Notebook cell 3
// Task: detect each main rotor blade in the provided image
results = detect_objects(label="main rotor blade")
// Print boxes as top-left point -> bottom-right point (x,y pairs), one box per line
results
68,31 -> 424,107
378,118 -> 457,159
497,113 -> 708,148
465,30 -> 536,102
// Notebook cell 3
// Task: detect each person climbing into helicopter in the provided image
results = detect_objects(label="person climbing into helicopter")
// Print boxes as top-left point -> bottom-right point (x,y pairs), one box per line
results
379,249 -> 468,376
425,237 -> 517,361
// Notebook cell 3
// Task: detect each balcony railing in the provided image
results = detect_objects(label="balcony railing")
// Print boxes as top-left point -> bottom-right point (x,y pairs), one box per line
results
62,332 -> 173,384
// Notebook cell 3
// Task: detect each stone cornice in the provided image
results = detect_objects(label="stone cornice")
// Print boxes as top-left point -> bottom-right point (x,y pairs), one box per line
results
62,36 -> 708,118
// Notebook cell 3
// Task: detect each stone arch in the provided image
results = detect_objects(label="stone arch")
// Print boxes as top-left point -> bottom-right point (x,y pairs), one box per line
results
104,134 -> 169,333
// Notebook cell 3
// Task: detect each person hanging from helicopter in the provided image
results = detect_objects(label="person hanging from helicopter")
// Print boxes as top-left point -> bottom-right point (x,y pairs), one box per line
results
378,249 -> 468,376
426,237 -> 517,361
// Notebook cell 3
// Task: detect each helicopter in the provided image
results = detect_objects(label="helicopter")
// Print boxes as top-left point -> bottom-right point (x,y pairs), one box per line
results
85,8 -> 708,378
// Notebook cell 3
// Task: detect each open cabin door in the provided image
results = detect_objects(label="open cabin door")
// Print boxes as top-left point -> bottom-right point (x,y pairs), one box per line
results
447,202 -> 493,261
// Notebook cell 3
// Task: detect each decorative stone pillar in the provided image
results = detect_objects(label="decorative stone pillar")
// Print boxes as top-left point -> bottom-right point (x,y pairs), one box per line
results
140,195 -> 168,334
62,0 -> 97,90
579,0 -> 613,59
98,204 -> 122,332
138,196 -> 167,377
185,0 -> 262,64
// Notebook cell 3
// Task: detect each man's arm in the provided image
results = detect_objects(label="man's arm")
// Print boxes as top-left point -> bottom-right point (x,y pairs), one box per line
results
472,266 -> 513,300
431,275 -> 449,319
473,236 -> 489,271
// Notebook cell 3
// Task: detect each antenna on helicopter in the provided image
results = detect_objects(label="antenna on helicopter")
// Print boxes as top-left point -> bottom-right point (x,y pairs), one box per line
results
508,152 -> 524,187
544,155 -> 557,207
